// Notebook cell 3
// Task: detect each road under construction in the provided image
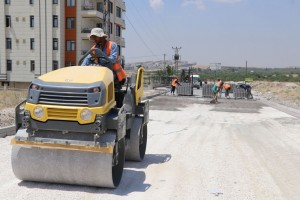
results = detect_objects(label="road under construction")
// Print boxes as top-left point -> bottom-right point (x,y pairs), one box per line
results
0,87 -> 299,200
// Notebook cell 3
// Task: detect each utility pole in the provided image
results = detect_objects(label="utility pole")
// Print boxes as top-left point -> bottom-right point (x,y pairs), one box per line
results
163,54 -> 166,69
245,60 -> 248,83
103,0 -> 110,39
172,47 -> 182,75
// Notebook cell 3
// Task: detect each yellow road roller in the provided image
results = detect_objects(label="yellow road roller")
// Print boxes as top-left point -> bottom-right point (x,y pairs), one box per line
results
11,49 -> 149,188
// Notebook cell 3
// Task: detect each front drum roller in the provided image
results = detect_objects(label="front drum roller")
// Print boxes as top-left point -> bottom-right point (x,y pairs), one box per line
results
11,135 -> 125,188
126,117 -> 147,161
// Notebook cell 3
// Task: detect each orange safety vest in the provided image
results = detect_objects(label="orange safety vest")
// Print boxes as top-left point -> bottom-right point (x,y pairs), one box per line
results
171,79 -> 178,87
91,41 -> 126,82
223,83 -> 231,90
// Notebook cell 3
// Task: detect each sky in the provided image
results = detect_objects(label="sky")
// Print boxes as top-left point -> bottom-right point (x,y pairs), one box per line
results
121,0 -> 300,68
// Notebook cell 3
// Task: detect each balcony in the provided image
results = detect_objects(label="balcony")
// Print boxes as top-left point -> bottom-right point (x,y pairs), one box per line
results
0,74 -> 7,81
115,37 -> 125,47
115,17 -> 126,29
81,6 -> 103,19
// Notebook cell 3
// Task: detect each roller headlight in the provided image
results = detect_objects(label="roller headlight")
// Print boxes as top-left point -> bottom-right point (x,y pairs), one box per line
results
93,87 -> 101,93
31,84 -> 40,90
80,109 -> 93,121
33,106 -> 44,118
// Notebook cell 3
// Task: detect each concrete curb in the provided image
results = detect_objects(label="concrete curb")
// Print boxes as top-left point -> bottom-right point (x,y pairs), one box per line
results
0,125 -> 15,138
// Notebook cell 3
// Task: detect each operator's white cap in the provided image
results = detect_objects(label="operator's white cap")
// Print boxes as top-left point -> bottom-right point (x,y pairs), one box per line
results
89,28 -> 107,39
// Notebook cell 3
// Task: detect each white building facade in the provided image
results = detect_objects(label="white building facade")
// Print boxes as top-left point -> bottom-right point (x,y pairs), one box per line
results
0,0 -> 126,88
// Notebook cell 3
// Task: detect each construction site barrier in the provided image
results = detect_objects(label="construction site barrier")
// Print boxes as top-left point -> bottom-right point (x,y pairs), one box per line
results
177,83 -> 193,96
233,87 -> 247,99
202,84 -> 214,98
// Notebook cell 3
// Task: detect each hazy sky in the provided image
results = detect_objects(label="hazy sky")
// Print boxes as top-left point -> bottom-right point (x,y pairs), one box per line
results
122,0 -> 300,68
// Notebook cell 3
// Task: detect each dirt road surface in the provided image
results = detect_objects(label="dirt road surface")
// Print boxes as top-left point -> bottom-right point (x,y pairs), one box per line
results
0,94 -> 299,200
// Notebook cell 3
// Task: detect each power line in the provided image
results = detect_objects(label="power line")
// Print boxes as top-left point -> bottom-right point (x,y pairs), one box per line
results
124,13 -> 159,60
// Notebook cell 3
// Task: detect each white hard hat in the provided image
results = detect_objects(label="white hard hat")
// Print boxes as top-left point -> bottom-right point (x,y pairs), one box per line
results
89,28 -> 107,39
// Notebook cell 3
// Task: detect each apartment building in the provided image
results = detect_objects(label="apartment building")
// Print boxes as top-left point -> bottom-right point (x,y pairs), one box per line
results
0,0 -> 126,88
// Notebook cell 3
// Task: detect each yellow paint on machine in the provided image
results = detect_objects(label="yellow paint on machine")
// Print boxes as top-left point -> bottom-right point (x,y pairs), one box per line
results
25,100 -> 115,124
11,138 -> 114,153
38,66 -> 113,85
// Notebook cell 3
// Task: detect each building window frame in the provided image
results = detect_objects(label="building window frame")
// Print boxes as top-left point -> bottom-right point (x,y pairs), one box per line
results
66,40 -> 76,51
109,2 -> 113,14
6,15 -> 11,27
66,0 -> 75,7
53,38 -> 58,50
29,0 -> 34,5
30,15 -> 34,27
6,38 -> 12,49
117,45 -> 121,56
30,38 -> 35,50
53,60 -> 59,70
30,60 -> 35,71
116,25 -> 121,37
66,18 -> 75,29
116,6 -> 121,18
109,23 -> 113,34
53,15 -> 58,27
53,0 -> 58,4
7,60 -> 12,71
5,0 -> 11,5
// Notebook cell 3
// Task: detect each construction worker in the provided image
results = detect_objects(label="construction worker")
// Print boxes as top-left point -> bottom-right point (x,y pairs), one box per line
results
81,28 -> 126,85
211,79 -> 223,103
238,83 -> 253,99
223,83 -> 231,99
170,77 -> 181,95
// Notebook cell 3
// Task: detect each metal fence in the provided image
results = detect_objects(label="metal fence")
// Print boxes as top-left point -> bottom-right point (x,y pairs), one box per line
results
177,83 -> 193,96
202,84 -> 214,98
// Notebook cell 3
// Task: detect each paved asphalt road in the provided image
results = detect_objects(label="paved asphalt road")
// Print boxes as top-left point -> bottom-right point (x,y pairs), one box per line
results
0,88 -> 299,200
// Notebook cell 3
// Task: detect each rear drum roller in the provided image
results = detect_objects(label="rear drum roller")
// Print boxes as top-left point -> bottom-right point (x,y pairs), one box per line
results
11,136 -> 125,188
126,117 -> 147,161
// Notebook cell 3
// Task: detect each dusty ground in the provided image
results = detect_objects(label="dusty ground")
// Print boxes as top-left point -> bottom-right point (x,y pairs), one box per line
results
251,81 -> 300,109
0,96 -> 299,200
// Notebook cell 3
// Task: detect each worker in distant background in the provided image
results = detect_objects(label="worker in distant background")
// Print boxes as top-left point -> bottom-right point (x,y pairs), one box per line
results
223,83 -> 231,99
211,79 -> 223,103
81,28 -> 126,85
171,77 -> 181,95
238,83 -> 253,99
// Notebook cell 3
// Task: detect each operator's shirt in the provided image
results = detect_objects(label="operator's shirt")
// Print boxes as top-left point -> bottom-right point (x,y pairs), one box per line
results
81,41 -> 118,67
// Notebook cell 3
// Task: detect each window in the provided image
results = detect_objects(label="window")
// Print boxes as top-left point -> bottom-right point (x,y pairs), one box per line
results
30,16 -> 34,27
5,0 -> 10,5
6,38 -> 12,49
6,15 -> 11,27
53,38 -> 58,50
53,0 -> 58,4
30,38 -> 35,50
116,25 -> 121,37
30,60 -> 35,71
7,60 -> 12,71
66,18 -> 75,29
117,45 -> 121,56
109,23 -> 113,34
66,40 -> 75,51
53,15 -> 58,27
53,61 -> 58,70
65,62 -> 75,67
108,2 -> 113,14
116,7 -> 121,18
29,0 -> 34,4
96,23 -> 102,28
97,2 -> 103,12
66,0 -> 75,7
